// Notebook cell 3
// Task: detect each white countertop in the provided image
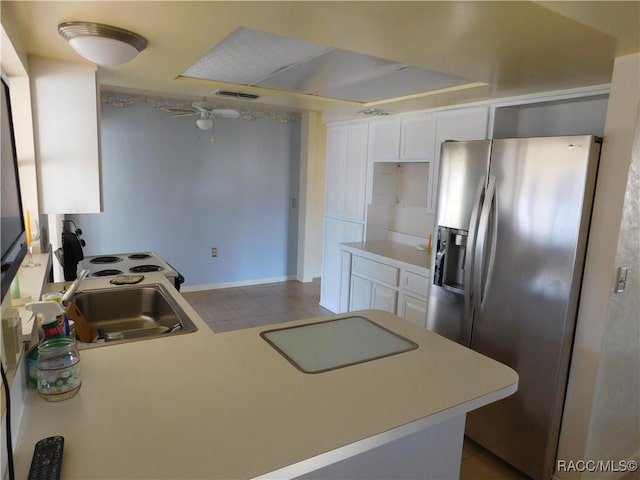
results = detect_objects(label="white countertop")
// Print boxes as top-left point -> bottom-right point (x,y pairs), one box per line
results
10,252 -> 54,342
13,274 -> 517,479
340,240 -> 431,272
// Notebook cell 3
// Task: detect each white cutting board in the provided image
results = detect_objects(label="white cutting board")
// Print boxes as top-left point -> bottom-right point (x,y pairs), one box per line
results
261,316 -> 418,373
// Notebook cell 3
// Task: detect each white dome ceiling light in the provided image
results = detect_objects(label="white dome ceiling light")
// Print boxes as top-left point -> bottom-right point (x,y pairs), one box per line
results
58,21 -> 147,65
196,112 -> 214,130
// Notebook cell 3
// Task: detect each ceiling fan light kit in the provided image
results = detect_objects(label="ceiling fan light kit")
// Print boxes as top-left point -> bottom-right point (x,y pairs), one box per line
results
58,21 -> 147,65
196,115 -> 214,130
168,100 -> 243,131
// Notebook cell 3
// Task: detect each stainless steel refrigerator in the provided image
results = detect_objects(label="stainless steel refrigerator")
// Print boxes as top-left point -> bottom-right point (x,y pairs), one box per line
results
426,136 -> 601,480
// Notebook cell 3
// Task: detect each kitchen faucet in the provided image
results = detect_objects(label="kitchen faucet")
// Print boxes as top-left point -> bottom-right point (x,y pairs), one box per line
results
61,269 -> 90,306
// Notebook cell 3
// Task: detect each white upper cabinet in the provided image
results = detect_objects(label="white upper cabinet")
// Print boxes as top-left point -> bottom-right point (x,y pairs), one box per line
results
369,112 -> 434,162
367,107 -> 488,211
368,117 -> 401,161
325,123 -> 368,221
400,113 -> 435,160
29,57 -> 102,214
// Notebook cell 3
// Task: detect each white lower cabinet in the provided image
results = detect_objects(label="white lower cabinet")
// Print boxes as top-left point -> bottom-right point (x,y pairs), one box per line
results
338,251 -> 353,313
349,275 -> 398,314
350,275 -> 374,311
398,294 -> 428,328
341,246 -> 430,325
372,283 -> 398,312
320,217 -> 365,313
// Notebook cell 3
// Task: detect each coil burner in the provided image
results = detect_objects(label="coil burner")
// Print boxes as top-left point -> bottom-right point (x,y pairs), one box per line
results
92,269 -> 123,277
79,252 -> 184,290
129,265 -> 164,273
89,256 -> 123,264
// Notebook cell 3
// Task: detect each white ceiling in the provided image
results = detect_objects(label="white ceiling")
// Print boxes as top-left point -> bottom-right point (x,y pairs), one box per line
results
3,1 -> 639,119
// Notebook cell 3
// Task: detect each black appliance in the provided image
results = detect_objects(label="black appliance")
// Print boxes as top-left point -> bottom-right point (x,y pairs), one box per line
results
61,220 -> 85,281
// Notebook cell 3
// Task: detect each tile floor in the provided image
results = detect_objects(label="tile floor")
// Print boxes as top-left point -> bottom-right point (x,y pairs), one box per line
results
182,279 -> 531,480
182,279 -> 333,332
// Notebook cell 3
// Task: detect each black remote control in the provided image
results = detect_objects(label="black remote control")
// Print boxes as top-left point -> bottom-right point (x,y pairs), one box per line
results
27,436 -> 64,480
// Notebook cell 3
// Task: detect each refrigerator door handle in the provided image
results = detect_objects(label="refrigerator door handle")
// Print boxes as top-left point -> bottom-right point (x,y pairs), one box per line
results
473,175 -> 496,320
464,177 -> 486,322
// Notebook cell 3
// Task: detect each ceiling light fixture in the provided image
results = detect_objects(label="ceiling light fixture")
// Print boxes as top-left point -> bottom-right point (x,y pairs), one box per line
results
58,21 -> 147,65
196,112 -> 214,130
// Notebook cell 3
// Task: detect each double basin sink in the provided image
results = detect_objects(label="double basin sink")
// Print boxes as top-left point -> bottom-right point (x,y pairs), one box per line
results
73,283 -> 197,348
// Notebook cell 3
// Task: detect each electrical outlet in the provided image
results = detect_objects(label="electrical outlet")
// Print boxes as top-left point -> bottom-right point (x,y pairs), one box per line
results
211,247 -> 218,257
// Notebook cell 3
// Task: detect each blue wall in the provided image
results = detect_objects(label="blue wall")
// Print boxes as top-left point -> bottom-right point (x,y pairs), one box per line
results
70,102 -> 300,288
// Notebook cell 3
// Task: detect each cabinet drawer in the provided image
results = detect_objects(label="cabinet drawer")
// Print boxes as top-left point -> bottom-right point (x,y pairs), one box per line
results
404,271 -> 429,298
352,256 -> 399,286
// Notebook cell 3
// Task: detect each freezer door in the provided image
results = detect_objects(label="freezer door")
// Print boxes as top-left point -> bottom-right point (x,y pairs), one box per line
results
436,140 -> 491,230
465,136 -> 601,480
426,140 -> 491,345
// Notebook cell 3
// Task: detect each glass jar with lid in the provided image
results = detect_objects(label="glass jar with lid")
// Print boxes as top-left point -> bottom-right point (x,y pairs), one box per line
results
36,337 -> 82,401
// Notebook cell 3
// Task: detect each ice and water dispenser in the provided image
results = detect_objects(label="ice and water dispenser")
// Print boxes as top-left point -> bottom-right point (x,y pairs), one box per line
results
433,226 -> 468,294
431,141 -> 491,298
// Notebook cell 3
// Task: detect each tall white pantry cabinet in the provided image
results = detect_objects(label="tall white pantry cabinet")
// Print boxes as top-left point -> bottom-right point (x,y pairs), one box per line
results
320,123 -> 368,313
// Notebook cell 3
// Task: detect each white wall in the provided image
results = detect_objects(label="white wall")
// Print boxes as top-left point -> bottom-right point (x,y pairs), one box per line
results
70,102 -> 301,288
557,53 -> 640,479
587,116 -> 639,468
296,112 -> 326,282
514,96 -> 609,138
492,95 -> 609,139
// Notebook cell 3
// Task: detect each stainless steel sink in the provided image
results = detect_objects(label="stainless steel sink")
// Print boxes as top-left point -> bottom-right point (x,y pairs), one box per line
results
72,283 -> 197,348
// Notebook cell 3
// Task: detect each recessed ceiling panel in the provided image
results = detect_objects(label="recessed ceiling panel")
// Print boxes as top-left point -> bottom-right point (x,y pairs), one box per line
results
182,27 -> 331,85
182,27 -> 473,103
323,66 -> 471,103
259,49 -> 469,102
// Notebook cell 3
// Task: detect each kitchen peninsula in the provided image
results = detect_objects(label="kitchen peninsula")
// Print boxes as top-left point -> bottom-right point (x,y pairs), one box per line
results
11,274 -> 517,479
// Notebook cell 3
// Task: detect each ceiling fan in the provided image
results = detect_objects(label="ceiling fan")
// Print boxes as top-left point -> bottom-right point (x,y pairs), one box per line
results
169,101 -> 240,130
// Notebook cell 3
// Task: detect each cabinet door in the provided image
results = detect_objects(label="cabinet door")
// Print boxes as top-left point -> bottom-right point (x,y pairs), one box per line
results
400,294 -> 428,327
404,270 -> 430,298
325,127 -> 345,217
339,251 -> 352,313
350,275 -> 373,311
400,113 -> 434,160
325,124 -> 368,221
320,217 -> 365,313
30,57 -> 102,214
368,117 -> 401,161
372,283 -> 398,313
429,107 -> 489,211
